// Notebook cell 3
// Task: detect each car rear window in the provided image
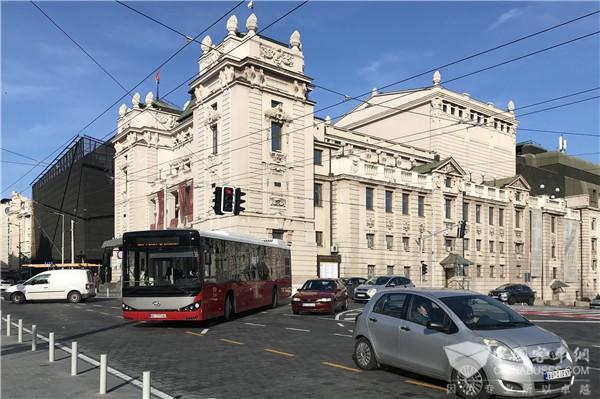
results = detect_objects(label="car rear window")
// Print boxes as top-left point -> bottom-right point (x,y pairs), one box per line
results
86,271 -> 93,282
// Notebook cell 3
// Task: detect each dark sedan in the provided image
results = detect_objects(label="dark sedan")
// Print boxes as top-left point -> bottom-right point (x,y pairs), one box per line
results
489,283 -> 535,305
292,279 -> 348,315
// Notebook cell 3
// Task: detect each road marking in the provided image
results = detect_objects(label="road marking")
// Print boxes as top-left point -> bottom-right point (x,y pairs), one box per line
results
588,367 -> 600,372
285,327 -> 310,332
220,338 -> 244,345
85,309 -> 94,312
264,348 -> 295,357
92,305 -> 103,308
244,322 -> 266,327
201,328 -> 209,335
186,331 -> 204,337
99,312 -> 111,316
261,311 -> 269,314
591,345 -> 600,348
322,362 -> 361,372
405,379 -> 446,392
337,323 -> 345,327
348,329 -> 353,333
113,316 -> 122,319
530,319 -> 600,323
334,333 -> 352,338
111,307 -> 121,310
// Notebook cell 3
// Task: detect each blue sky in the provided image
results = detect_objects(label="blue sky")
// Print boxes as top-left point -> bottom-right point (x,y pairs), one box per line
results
2,1 -> 599,197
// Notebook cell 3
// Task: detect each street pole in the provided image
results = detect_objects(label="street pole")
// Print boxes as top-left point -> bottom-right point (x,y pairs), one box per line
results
418,234 -> 423,287
52,212 -> 65,264
70,219 -> 75,264
163,182 -> 168,229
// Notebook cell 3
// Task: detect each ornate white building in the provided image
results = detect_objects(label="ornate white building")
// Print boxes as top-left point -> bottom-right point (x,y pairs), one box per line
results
112,14 -> 599,303
1,192 -> 33,270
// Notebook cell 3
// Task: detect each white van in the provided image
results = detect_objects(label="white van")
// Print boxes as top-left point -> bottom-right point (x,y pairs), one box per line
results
2,269 -> 96,304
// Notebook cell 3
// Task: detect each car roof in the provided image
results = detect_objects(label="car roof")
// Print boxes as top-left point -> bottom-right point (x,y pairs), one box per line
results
378,287 -> 480,299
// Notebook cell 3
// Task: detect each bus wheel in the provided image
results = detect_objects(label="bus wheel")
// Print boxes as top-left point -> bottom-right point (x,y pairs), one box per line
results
271,287 -> 278,308
224,294 -> 234,321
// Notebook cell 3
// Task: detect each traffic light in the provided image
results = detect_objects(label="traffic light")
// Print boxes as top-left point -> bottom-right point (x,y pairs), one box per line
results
222,186 -> 235,214
234,187 -> 246,215
421,262 -> 428,275
457,220 -> 467,238
212,186 -> 223,215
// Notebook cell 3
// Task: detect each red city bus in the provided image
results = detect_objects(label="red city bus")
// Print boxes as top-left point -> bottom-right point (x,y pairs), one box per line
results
121,229 -> 291,321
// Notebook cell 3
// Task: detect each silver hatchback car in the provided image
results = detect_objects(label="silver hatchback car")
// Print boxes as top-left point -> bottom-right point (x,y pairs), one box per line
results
353,288 -> 575,398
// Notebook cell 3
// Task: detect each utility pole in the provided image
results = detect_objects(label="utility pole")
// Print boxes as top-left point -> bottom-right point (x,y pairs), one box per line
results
52,212 -> 65,265
70,219 -> 75,264
163,182 -> 168,230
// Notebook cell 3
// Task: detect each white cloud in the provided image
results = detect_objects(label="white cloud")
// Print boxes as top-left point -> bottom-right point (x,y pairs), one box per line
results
489,8 -> 525,31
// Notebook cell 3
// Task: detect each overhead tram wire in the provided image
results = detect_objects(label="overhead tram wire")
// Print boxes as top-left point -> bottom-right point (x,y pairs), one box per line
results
1,147 -> 50,165
518,95 -> 600,117
104,6 -> 599,156
4,1 -> 245,195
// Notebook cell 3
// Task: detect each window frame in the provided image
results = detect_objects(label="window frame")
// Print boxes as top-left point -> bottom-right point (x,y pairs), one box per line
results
271,121 -> 283,152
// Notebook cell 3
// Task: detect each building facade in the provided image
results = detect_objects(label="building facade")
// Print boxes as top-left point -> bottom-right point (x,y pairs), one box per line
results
112,13 -> 599,302
1,192 -> 33,271
31,135 -> 115,264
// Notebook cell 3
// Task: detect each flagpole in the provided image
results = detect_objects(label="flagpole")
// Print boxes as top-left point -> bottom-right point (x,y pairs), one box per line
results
155,70 -> 160,101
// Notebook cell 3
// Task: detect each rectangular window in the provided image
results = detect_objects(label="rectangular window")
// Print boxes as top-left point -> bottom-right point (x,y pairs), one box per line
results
552,267 -> 557,279
489,241 -> 495,253
274,182 -> 282,187
445,177 -> 452,188
314,183 -> 322,207
476,239 -> 482,251
499,241 -> 504,254
515,210 -> 521,228
463,202 -> 469,222
592,259 -> 597,270
315,231 -> 323,247
314,149 -> 322,165
402,237 -> 410,252
551,216 -> 556,233
367,265 -> 375,279
515,243 -> 523,255
385,190 -> 393,213
211,125 -> 218,155
593,238 -> 597,252
445,239 -> 453,252
272,230 -> 284,240
403,266 -> 411,278
516,265 -> 522,279
592,218 -> 597,231
386,235 -> 394,250
271,121 -> 282,152
367,234 -> 375,249
387,265 -> 395,275
418,195 -> 425,217
476,204 -> 481,223
445,198 -> 452,219
552,245 -> 556,258
402,193 -> 410,215
366,187 -> 374,210
463,238 -> 469,250
489,207 -> 494,225
476,265 -> 482,278
515,192 -> 521,201
489,265 -> 495,278
500,265 -> 505,278
498,209 -> 504,227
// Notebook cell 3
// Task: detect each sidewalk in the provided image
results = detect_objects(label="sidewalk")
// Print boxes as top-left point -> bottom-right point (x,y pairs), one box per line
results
1,325 -> 144,399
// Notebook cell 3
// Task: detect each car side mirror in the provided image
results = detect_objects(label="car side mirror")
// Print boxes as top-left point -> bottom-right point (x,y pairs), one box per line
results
426,321 -> 449,333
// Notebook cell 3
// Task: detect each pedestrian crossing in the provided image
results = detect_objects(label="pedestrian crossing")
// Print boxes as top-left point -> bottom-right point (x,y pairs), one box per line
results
516,308 -> 600,320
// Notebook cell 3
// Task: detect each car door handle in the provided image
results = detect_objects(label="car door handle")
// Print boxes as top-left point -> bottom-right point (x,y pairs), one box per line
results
369,317 -> 377,323
400,326 -> 411,331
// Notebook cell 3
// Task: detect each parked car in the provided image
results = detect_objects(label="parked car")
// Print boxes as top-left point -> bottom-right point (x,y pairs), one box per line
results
292,278 -> 348,315
2,269 -> 96,304
353,275 -> 414,302
489,284 -> 535,305
0,278 -> 13,291
590,295 -> 600,309
342,277 -> 367,299
353,288 -> 574,399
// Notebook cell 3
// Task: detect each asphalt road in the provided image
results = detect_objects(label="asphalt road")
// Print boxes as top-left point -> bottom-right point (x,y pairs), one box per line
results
1,297 -> 599,399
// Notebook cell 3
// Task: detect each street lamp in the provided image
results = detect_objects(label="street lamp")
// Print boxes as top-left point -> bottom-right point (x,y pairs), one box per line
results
52,212 -> 65,265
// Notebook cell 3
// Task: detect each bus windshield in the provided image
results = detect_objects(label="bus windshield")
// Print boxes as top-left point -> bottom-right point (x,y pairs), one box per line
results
124,247 -> 201,293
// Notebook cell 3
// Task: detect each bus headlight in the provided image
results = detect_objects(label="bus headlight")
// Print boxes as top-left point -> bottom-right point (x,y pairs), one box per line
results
179,301 -> 202,311
121,303 -> 135,311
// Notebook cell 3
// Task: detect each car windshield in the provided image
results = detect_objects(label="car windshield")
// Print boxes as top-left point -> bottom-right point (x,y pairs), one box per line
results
441,295 -> 532,330
366,277 -> 391,286
495,284 -> 512,290
302,280 -> 334,291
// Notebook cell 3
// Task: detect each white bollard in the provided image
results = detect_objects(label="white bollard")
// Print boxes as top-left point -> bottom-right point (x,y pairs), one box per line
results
99,354 -> 107,394
71,342 -> 78,376
18,319 -> 23,343
6,314 -> 11,336
142,371 -> 151,399
49,332 -> 55,362
106,287 -> 109,298
31,325 -> 37,351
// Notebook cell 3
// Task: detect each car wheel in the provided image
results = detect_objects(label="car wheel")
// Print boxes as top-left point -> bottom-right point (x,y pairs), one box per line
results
329,302 -> 336,315
292,309 -> 299,315
224,294 -> 235,321
67,291 -> 82,303
271,287 -> 278,308
452,361 -> 490,399
11,292 -> 26,304
507,296 -> 516,305
353,337 -> 378,370
527,297 -> 534,306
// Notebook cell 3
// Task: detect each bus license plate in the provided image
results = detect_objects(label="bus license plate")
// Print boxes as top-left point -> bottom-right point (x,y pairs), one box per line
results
302,303 -> 316,307
150,314 -> 166,319
544,369 -> 571,381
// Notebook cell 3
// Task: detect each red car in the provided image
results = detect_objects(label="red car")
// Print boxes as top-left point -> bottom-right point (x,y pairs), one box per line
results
291,278 -> 348,315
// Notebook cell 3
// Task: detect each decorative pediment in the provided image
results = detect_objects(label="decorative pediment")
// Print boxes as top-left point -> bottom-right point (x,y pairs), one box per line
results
434,158 -> 466,176
505,175 -> 531,191
259,44 -> 294,67
265,103 -> 292,124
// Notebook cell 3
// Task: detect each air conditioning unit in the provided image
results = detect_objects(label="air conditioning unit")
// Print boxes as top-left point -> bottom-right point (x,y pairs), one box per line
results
330,244 -> 339,253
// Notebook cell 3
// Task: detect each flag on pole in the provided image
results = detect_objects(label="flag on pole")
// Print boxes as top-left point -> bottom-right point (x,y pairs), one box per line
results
155,70 -> 160,101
